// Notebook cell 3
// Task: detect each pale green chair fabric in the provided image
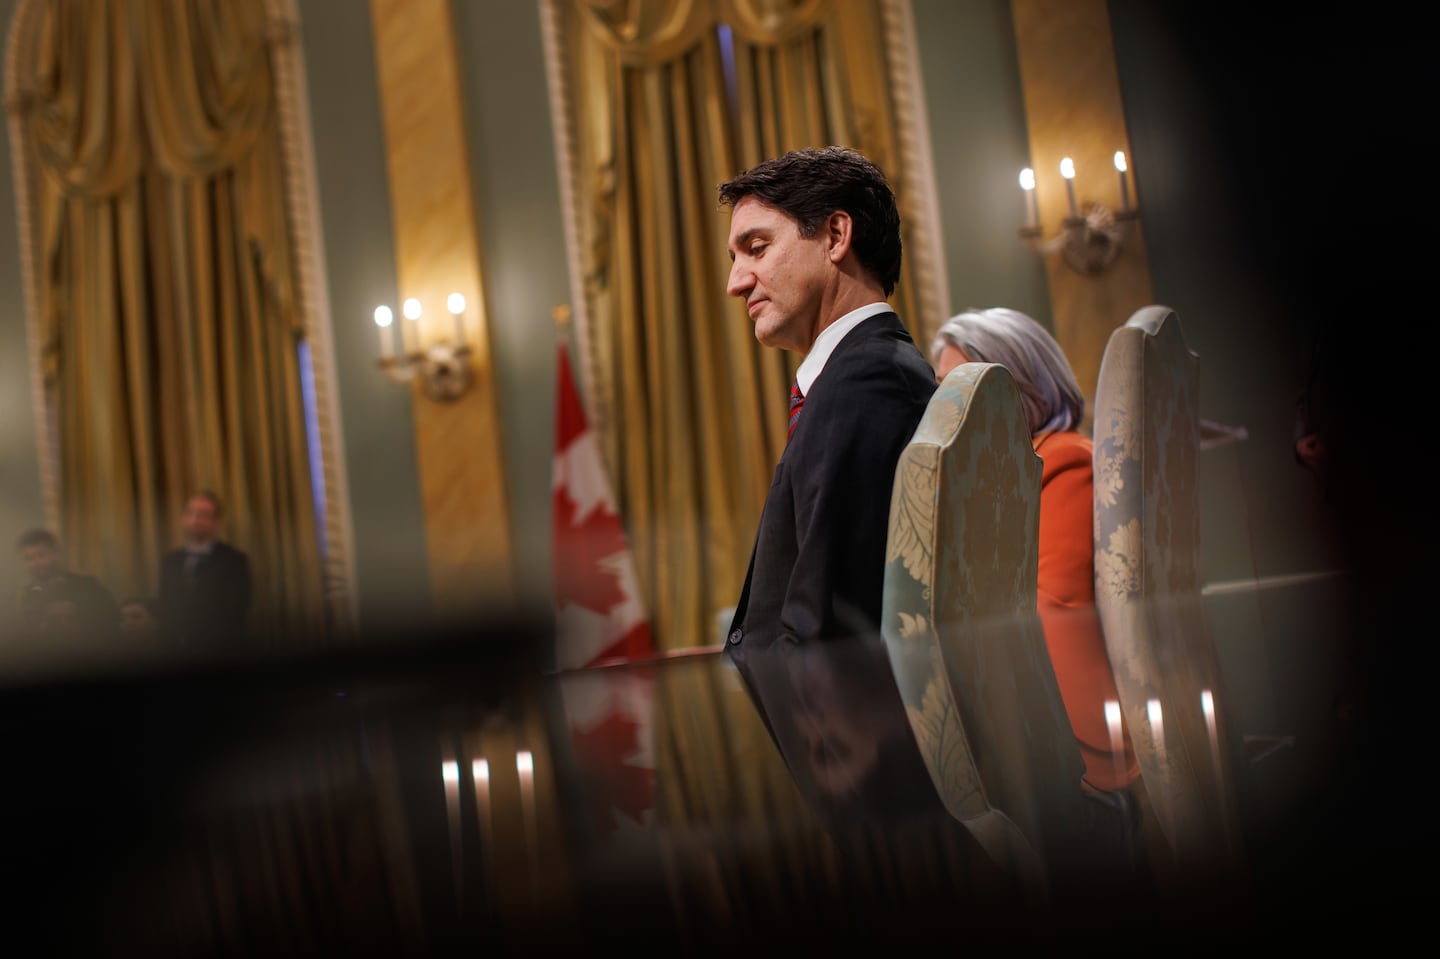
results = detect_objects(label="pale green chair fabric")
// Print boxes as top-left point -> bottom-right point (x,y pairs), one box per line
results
881,362 -> 1088,895
1092,306 -> 1244,875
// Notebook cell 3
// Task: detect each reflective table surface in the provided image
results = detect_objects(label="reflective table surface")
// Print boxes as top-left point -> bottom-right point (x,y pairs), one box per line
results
1,580 -> 1428,954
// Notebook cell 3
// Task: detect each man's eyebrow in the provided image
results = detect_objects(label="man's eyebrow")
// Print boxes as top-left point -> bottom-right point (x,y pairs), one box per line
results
728,228 -> 767,260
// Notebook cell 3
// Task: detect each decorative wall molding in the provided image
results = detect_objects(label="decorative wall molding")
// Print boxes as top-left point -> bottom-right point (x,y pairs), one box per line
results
267,0 -> 359,632
882,0 -> 951,349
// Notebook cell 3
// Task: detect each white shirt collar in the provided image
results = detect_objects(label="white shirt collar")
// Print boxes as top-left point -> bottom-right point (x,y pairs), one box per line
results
795,302 -> 892,396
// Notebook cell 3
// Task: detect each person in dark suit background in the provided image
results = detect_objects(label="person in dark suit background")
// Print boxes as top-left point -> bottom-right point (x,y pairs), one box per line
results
13,527 -> 120,641
718,147 -> 937,680
158,490 -> 252,647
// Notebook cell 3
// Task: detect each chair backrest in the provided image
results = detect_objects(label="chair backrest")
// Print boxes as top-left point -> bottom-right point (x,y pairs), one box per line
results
881,361 -> 1088,892
1092,306 -> 1243,873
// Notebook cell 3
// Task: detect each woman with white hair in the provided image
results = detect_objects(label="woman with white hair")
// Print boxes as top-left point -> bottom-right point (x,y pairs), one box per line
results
932,308 -> 1141,832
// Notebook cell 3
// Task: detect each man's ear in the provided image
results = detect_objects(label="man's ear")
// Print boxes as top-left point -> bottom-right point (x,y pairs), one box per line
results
825,210 -> 853,263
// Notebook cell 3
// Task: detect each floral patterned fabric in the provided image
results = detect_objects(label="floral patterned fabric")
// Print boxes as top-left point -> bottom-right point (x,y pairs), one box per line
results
1092,307 -> 1243,873
881,362 -> 1089,890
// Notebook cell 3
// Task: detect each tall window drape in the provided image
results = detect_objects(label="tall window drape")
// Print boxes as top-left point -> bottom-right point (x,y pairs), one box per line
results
8,0 -> 324,641
546,0 -> 944,910
555,0 -> 928,656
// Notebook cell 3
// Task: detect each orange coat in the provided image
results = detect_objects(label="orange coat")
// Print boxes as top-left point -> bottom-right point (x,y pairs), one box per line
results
1034,430 -> 1138,792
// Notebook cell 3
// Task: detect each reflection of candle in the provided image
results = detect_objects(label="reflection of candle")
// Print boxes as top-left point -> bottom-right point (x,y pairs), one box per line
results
1019,168 -> 1038,228
471,758 -> 494,853
517,750 -> 539,906
1200,689 -> 1218,757
374,305 -> 394,360
1200,689 -> 1235,853
1147,697 -> 1165,769
1105,699 -> 1124,785
1114,151 -> 1131,212
1060,157 -> 1079,218
447,292 -> 466,345
442,759 -> 462,907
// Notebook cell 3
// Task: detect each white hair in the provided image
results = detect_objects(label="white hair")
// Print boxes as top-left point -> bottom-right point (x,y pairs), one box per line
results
930,308 -> 1084,434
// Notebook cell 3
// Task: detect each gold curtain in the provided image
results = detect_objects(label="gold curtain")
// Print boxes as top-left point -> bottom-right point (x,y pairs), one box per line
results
563,0 -> 924,655
554,0 -> 934,913
12,0 -> 323,641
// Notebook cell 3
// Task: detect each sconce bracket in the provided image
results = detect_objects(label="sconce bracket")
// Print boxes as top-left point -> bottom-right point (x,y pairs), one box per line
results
418,343 -> 473,403
1020,202 -> 1139,276
1060,203 -> 1125,274
378,342 -> 474,403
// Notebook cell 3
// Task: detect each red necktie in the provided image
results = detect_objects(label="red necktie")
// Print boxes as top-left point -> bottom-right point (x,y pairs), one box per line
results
788,380 -> 805,440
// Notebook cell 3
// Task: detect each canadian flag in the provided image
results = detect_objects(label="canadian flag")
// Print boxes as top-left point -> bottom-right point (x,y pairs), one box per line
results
552,341 -> 657,838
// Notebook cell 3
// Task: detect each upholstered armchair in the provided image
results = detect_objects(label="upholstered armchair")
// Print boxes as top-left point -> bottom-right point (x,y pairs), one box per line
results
1092,306 -> 1244,877
881,362 -> 1088,894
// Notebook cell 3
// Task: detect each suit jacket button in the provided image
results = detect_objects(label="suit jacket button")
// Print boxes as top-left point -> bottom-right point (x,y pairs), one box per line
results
727,628 -> 743,646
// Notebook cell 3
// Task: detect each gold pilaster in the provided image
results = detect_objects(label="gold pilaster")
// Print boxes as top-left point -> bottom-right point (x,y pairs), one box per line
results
370,0 -> 513,620
1011,0 -> 1155,416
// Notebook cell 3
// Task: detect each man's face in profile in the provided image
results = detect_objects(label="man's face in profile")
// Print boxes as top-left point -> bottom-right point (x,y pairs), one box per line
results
182,497 -> 219,545
20,543 -> 59,582
791,665 -> 882,797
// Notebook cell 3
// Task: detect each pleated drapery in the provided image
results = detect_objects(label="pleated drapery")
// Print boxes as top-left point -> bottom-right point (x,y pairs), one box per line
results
10,0 -> 324,642
549,0 -> 936,913
560,0 -> 924,656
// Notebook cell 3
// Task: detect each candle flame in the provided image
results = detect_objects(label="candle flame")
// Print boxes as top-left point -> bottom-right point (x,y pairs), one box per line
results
403,297 -> 422,320
473,758 -> 489,782
374,305 -> 393,328
1059,157 -> 1076,179
441,760 -> 459,783
1019,168 -> 1036,191
1113,150 -> 1128,173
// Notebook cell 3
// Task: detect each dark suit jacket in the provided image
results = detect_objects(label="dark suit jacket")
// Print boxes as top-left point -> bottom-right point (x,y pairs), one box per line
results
16,570 -> 120,640
158,540 -> 252,646
726,311 -> 936,678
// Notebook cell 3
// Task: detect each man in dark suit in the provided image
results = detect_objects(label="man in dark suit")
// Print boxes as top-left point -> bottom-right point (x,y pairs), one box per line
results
718,147 -> 937,680
13,527 -> 120,641
158,490 -> 252,647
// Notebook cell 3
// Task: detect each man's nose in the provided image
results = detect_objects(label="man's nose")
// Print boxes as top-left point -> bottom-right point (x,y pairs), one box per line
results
726,261 -> 752,299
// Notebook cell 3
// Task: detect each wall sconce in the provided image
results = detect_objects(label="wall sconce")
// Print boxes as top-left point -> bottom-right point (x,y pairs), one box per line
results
374,293 -> 473,402
1018,151 -> 1140,275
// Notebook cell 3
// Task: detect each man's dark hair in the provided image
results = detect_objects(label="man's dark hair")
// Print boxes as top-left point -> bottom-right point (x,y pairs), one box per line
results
718,146 -> 903,296
16,528 -> 58,551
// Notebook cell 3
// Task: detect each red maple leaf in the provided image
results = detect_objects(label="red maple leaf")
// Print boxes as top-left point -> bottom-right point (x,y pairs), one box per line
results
570,708 -> 655,836
553,488 -> 631,615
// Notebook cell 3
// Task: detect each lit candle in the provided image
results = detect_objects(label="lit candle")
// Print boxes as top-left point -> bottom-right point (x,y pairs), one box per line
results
1019,168 -> 1038,228
1114,150 -> 1130,212
1147,697 -> 1165,771
374,305 -> 395,360
403,297 -> 422,353
1059,157 -> 1079,218
447,292 -> 466,345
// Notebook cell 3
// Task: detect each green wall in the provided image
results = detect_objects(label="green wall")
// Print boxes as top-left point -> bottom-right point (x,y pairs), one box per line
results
295,0 -> 432,631
0,0 -> 48,596
452,0 -> 570,613
911,0 -> 1050,326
